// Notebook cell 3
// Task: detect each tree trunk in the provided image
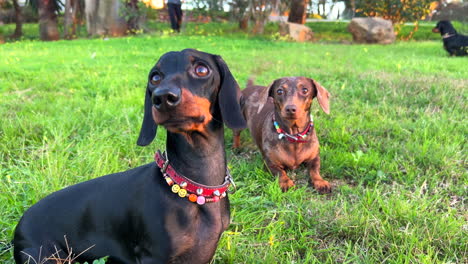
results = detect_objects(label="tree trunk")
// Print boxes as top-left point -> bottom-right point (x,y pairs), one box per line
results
64,0 -> 73,39
125,0 -> 140,34
71,0 -> 84,38
288,0 -> 309,24
38,0 -> 60,41
239,16 -> 248,30
85,0 -> 127,36
252,19 -> 265,34
11,0 -> 23,39
85,0 -> 98,35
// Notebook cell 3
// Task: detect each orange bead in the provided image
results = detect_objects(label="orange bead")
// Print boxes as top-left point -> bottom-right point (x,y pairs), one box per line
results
188,194 -> 198,202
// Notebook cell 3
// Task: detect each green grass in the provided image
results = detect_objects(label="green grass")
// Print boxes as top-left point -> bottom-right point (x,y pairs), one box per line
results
1,27 -> 467,263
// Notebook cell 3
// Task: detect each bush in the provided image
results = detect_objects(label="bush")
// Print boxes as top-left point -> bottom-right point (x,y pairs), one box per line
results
355,0 -> 434,39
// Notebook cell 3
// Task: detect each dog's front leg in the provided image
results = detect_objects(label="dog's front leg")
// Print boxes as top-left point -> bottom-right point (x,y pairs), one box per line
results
265,161 -> 294,192
232,129 -> 242,149
306,156 -> 331,193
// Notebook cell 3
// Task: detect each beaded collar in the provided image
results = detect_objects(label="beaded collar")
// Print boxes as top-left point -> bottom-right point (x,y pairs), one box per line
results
273,115 -> 313,143
154,150 -> 233,205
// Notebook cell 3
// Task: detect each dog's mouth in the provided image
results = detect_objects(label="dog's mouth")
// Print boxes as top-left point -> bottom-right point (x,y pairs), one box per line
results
284,114 -> 298,120
281,110 -> 300,120
432,28 -> 440,33
152,106 -> 211,133
161,116 -> 206,127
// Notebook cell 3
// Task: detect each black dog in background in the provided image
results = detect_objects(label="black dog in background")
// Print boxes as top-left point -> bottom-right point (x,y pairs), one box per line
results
432,20 -> 468,56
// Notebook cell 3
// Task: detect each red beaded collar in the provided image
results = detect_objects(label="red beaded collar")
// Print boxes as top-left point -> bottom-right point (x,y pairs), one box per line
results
273,115 -> 313,143
154,150 -> 233,205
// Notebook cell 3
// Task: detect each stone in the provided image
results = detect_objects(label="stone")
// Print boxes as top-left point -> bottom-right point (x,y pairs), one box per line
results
348,17 -> 396,44
279,22 -> 314,42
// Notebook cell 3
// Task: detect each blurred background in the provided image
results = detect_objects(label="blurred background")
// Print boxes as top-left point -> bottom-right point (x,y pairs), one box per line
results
0,0 -> 467,43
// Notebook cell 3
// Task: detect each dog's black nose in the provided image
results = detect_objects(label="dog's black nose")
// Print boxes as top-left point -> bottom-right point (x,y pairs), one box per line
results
152,87 -> 182,110
285,105 -> 297,114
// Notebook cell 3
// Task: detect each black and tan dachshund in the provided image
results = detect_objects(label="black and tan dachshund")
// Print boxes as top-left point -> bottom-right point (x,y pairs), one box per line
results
432,20 -> 468,56
13,49 -> 246,264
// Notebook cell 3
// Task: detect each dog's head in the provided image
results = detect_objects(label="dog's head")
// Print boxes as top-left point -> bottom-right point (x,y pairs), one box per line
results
137,49 -> 246,146
432,20 -> 457,35
258,77 -> 330,126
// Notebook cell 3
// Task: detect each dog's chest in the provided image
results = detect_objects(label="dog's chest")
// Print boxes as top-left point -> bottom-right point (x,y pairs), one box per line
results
263,135 -> 318,169
163,204 -> 226,263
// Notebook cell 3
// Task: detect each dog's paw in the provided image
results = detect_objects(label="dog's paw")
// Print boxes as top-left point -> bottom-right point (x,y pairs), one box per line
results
279,178 -> 295,192
313,179 -> 331,194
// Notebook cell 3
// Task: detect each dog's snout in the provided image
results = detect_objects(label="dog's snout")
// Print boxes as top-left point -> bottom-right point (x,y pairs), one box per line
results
152,87 -> 182,110
285,105 -> 297,114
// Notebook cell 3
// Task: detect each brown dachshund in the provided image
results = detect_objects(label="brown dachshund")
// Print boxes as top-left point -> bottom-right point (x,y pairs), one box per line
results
233,77 -> 331,193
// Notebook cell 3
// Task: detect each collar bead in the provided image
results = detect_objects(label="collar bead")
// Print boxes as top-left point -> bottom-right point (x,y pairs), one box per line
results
273,115 -> 314,143
155,150 -> 232,205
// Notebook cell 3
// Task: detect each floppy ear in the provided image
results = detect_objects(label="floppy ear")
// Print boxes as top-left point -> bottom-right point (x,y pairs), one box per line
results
309,79 -> 330,114
137,86 -> 158,146
256,79 -> 279,114
213,55 -> 247,129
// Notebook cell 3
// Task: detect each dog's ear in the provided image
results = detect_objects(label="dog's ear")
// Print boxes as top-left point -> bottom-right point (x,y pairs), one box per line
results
256,79 -> 280,113
137,86 -> 158,146
213,55 -> 247,129
309,78 -> 330,114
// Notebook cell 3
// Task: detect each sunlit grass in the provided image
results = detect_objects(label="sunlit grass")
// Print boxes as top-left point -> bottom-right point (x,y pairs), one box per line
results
1,31 -> 466,263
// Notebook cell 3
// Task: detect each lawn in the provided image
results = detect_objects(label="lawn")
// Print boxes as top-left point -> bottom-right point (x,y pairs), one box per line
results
0,25 -> 467,263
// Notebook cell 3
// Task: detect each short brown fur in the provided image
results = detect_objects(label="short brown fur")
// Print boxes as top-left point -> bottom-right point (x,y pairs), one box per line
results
152,88 -> 213,136
234,77 -> 331,193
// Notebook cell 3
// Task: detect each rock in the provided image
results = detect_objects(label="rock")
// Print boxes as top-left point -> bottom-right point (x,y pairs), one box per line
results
348,17 -> 395,44
279,22 -> 313,42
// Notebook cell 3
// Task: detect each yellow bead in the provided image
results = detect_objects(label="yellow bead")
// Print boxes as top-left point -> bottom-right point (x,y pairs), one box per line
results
178,189 -> 187,198
171,184 -> 180,193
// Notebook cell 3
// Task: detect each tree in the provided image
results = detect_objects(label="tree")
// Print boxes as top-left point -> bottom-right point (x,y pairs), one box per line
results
10,0 -> 23,39
64,0 -> 72,38
84,0 -> 126,36
123,0 -> 140,34
64,0 -> 84,39
288,0 -> 309,24
249,0 -> 274,34
229,0 -> 249,30
37,0 -> 60,40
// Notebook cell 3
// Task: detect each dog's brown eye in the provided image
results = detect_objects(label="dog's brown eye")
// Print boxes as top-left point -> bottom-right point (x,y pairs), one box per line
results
195,65 -> 209,77
277,89 -> 284,95
302,87 -> 309,94
150,73 -> 162,85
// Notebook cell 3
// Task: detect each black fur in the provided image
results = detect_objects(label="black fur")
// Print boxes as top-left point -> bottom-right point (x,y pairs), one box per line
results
432,20 -> 468,56
13,49 -> 246,264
